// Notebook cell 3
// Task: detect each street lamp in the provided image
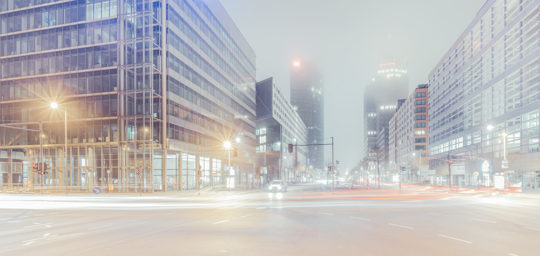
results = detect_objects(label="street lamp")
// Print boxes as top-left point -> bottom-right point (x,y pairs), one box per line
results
50,102 -> 68,191
412,152 -> 420,183
223,140 -> 233,190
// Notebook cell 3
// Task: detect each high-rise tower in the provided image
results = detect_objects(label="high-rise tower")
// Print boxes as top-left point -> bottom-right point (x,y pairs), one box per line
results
363,61 -> 409,171
290,60 -> 324,170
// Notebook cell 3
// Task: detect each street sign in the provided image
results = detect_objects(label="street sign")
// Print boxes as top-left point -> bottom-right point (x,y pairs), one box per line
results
92,186 -> 102,194
501,160 -> 509,169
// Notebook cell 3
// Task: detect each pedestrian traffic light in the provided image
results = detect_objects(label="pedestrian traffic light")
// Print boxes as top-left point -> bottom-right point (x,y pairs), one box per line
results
288,144 -> 294,153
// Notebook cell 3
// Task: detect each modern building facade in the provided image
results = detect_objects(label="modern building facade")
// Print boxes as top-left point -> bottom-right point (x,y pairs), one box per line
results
0,0 -> 257,192
389,84 -> 429,180
256,77 -> 308,184
290,60 -> 324,170
364,60 -> 409,171
428,0 -> 539,189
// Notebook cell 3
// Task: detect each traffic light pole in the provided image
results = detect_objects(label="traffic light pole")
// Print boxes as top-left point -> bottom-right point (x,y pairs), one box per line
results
289,138 -> 336,191
0,123 -> 44,192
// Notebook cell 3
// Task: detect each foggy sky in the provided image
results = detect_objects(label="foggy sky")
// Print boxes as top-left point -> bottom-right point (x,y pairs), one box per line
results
221,0 -> 486,170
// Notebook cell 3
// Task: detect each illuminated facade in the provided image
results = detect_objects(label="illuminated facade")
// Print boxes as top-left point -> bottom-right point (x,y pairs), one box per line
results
290,61 -> 324,170
255,77 -> 307,184
0,0 -> 257,192
364,61 -> 409,171
428,0 -> 539,188
389,84 -> 429,179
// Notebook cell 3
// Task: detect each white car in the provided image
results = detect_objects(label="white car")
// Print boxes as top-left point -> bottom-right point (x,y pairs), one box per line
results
268,180 -> 287,192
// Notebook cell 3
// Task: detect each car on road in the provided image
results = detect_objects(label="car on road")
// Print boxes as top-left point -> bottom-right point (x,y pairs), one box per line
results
268,180 -> 287,192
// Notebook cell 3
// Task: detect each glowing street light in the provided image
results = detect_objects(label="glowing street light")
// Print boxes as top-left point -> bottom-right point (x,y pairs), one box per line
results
292,60 -> 301,67
223,140 -> 232,150
486,124 -> 494,131
50,102 -> 59,109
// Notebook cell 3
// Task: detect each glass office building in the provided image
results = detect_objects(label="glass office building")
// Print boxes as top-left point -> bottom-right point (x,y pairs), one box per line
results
428,0 -> 539,188
290,61 -> 324,171
255,77 -> 308,184
0,0 -> 256,192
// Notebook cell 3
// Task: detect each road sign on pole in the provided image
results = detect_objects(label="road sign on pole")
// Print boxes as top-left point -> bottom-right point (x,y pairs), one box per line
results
92,186 -> 101,194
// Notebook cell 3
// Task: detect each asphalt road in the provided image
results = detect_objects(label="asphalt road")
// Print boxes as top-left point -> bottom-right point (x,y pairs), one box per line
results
1,185 -> 539,256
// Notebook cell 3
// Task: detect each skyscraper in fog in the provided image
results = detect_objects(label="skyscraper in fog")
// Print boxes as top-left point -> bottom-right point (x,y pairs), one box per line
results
363,61 -> 409,171
290,60 -> 324,170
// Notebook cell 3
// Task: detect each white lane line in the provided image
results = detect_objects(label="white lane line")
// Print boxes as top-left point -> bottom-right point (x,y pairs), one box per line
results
470,218 -> 497,224
350,216 -> 371,222
22,233 -> 51,246
507,253 -> 520,256
438,234 -> 472,244
213,220 -> 229,225
320,212 -> 334,216
524,226 -> 540,232
240,215 -> 251,218
255,207 -> 266,210
388,223 -> 414,230
22,241 -> 34,246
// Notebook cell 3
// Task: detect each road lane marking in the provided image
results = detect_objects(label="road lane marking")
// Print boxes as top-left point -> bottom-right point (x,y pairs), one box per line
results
240,215 -> 251,218
22,233 -> 51,246
508,253 -> 519,256
524,226 -> 540,232
320,212 -> 334,216
438,234 -> 472,244
350,216 -> 371,221
470,218 -> 496,224
388,223 -> 414,230
213,220 -> 229,225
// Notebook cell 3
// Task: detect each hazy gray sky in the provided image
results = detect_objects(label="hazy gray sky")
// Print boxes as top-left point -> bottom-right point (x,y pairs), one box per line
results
221,0 -> 486,170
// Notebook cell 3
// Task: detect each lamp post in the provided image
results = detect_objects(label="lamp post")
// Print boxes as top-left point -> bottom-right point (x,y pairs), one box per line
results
50,102 -> 68,191
223,140 -> 232,190
413,152 -> 420,184
486,124 -> 494,187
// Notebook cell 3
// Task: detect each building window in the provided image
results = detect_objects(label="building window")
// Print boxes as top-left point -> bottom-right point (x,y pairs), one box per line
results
415,145 -> 426,150
415,115 -> 426,120
415,137 -> 426,143
415,107 -> 426,113
415,92 -> 426,98
414,100 -> 426,105
414,122 -> 426,128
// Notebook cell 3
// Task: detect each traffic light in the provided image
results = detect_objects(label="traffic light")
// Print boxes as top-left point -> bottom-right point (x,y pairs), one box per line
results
288,144 -> 294,153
